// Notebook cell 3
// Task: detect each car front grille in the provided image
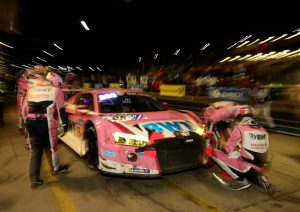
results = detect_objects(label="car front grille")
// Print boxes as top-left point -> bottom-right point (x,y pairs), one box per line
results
153,132 -> 203,173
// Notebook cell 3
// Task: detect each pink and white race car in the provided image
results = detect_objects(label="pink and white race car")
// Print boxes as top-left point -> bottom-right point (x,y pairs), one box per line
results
60,88 -> 207,177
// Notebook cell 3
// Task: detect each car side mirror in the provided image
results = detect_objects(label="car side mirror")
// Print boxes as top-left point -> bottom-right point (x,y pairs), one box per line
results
78,104 -> 89,109
66,104 -> 89,114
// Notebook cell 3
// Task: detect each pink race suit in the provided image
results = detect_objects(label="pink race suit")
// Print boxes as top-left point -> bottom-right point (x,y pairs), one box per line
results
204,103 -> 269,180
211,122 -> 269,180
22,78 -> 67,179
16,76 -> 28,130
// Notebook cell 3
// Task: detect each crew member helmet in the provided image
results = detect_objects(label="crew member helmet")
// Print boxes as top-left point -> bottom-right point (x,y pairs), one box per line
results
26,65 -> 45,78
44,66 -> 57,76
65,72 -> 77,81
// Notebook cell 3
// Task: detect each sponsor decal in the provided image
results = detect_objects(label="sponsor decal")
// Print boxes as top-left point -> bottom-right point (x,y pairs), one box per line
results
185,138 -> 194,143
248,133 -> 267,140
101,150 -> 117,157
130,167 -> 150,174
250,143 -> 267,147
142,121 -> 193,133
32,87 -> 52,92
244,131 -> 268,151
207,86 -> 251,101
105,114 -> 143,121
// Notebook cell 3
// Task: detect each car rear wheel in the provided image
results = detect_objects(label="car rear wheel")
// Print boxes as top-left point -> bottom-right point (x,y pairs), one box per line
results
86,126 -> 99,169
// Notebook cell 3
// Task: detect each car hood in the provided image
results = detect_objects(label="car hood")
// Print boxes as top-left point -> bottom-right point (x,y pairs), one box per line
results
103,109 -> 193,122
103,109 -> 204,139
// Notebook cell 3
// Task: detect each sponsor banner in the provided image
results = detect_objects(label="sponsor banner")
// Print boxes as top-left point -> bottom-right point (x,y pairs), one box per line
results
140,75 -> 148,89
109,83 -> 121,88
82,82 -> 92,89
160,84 -> 186,97
126,75 -> 137,88
207,86 -> 251,101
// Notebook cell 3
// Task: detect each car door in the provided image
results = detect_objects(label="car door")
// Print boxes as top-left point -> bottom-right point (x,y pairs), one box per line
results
60,93 -> 95,156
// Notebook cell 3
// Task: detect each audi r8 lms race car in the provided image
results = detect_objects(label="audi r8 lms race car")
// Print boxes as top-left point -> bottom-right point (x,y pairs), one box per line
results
59,88 -> 208,177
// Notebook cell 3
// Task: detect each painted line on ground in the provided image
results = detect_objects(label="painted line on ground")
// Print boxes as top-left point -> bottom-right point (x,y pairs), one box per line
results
42,156 -> 76,212
162,178 -> 221,212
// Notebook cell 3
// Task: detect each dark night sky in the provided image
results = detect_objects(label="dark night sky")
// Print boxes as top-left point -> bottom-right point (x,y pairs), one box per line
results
1,0 -> 299,71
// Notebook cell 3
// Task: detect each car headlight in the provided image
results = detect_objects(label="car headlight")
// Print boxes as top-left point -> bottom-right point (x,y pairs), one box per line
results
113,132 -> 149,147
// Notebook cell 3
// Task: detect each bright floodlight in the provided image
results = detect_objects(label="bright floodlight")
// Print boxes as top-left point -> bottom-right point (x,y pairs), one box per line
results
53,43 -> 63,50
0,41 -> 14,49
80,20 -> 90,31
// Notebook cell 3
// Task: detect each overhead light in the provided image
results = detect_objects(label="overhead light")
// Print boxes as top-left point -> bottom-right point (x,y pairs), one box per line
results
236,41 -> 250,48
227,43 -> 237,50
246,39 -> 260,46
76,66 -> 83,71
200,43 -> 210,50
32,60 -> 41,65
22,64 -> 31,68
271,34 -> 288,42
138,56 -> 142,62
53,43 -> 63,50
96,67 -> 102,71
219,57 -> 231,63
10,64 -> 23,69
238,35 -> 252,43
43,50 -> 54,57
80,20 -> 90,31
88,67 -> 95,71
284,32 -> 300,40
228,56 -> 241,61
0,52 -> 13,57
238,54 -> 252,60
154,53 -> 158,59
293,28 -> 300,32
258,36 -> 275,44
0,41 -> 14,49
36,56 -> 47,62
173,49 -> 180,55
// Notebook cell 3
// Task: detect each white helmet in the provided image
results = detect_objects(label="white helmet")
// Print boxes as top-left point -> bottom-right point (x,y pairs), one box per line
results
25,65 -> 45,78
46,72 -> 63,87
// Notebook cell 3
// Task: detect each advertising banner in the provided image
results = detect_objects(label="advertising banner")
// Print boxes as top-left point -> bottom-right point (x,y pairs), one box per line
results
126,74 -> 137,88
109,83 -> 121,88
160,84 -> 186,97
140,75 -> 148,89
207,86 -> 251,101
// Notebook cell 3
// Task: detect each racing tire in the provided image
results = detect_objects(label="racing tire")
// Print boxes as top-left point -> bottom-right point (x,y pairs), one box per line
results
86,126 -> 99,169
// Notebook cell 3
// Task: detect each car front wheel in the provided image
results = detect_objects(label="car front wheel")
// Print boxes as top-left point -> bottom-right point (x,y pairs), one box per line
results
86,126 -> 99,169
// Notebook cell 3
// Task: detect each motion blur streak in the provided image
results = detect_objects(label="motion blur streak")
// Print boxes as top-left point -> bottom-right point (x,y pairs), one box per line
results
42,156 -> 76,212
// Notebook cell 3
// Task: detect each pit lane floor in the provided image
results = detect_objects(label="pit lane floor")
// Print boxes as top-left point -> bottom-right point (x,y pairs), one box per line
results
1,101 -> 300,212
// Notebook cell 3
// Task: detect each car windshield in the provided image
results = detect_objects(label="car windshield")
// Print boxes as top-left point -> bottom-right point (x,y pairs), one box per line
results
98,92 -> 166,113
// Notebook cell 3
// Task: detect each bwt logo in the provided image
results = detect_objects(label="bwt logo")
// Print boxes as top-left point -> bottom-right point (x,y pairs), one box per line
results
249,133 -> 266,140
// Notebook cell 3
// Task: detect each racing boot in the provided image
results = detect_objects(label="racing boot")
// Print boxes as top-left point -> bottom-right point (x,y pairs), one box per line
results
257,174 -> 276,196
